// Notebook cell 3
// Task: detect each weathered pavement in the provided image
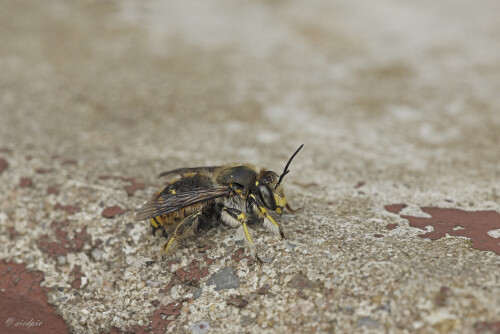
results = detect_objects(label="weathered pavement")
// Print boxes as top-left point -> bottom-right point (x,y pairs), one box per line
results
1,1 -> 499,333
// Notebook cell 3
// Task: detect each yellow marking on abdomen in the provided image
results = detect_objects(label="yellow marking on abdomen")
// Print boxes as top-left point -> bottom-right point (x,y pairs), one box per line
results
150,218 -> 159,228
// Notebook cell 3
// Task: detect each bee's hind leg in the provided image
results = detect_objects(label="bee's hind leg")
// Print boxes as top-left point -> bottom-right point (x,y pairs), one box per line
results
162,211 -> 202,257
221,207 -> 262,263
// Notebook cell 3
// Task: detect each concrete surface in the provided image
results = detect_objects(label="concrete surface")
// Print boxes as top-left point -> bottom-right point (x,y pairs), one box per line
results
1,0 -> 499,333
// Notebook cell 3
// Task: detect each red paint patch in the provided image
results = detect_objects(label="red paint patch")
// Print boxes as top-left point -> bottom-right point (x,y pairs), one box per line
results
72,227 -> 90,251
384,203 -> 407,214
62,159 -> 77,165
47,186 -> 59,195
386,204 -> 500,255
232,248 -> 246,262
20,177 -> 33,187
355,181 -> 365,189
71,265 -> 85,289
54,203 -> 80,214
0,147 -> 11,153
373,234 -> 384,238
231,247 -> 256,264
0,261 -> 69,334
203,254 -> 214,265
258,284 -> 271,295
386,223 -> 398,230
7,226 -> 21,239
197,245 -> 210,253
36,168 -> 53,174
149,302 -> 183,333
124,182 -> 145,196
102,326 -> 123,334
99,175 -> 146,196
124,302 -> 184,334
434,286 -> 451,307
0,157 -> 9,174
160,259 -> 211,293
101,206 -> 128,218
226,294 -> 248,308
474,321 -> 500,333
37,221 -> 90,257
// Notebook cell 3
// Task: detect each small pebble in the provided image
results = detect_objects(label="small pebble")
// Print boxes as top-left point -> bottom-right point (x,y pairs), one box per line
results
206,267 -> 239,291
92,249 -> 103,261
146,280 -> 163,288
357,316 -> 381,328
190,321 -> 210,334
193,288 -> 202,299
240,315 -> 255,326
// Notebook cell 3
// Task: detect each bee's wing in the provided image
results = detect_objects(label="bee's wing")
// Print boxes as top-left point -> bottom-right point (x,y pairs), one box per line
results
158,166 -> 220,178
135,186 -> 232,221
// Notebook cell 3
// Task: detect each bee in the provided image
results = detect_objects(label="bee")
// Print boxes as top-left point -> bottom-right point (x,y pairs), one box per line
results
135,145 -> 303,261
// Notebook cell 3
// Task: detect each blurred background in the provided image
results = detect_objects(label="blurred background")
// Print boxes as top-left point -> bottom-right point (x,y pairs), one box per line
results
2,0 -> 499,181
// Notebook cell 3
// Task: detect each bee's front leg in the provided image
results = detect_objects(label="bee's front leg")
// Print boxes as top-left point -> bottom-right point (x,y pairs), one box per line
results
259,206 -> 287,239
249,195 -> 287,239
221,207 -> 262,263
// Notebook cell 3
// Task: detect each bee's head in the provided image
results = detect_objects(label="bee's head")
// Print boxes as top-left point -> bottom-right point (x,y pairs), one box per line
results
254,144 -> 303,214
255,171 -> 287,214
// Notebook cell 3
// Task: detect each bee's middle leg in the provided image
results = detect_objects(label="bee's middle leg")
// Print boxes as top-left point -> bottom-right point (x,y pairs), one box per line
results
221,207 -> 262,261
162,211 -> 202,256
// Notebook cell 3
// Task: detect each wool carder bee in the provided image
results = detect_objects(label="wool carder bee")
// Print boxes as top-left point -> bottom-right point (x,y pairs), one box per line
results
135,145 -> 303,261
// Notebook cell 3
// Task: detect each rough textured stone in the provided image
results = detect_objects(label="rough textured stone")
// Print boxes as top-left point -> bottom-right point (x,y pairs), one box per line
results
357,316 -> 381,328
1,1 -> 500,333
192,288 -> 203,299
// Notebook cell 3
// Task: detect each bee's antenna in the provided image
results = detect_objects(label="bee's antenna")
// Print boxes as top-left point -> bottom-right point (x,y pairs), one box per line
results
275,144 -> 304,189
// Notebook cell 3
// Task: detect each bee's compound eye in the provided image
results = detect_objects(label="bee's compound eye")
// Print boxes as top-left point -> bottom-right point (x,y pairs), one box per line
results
258,185 -> 277,210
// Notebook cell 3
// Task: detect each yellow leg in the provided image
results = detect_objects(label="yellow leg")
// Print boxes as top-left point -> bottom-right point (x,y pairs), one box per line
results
257,206 -> 286,239
162,211 -> 202,256
222,207 -> 261,262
